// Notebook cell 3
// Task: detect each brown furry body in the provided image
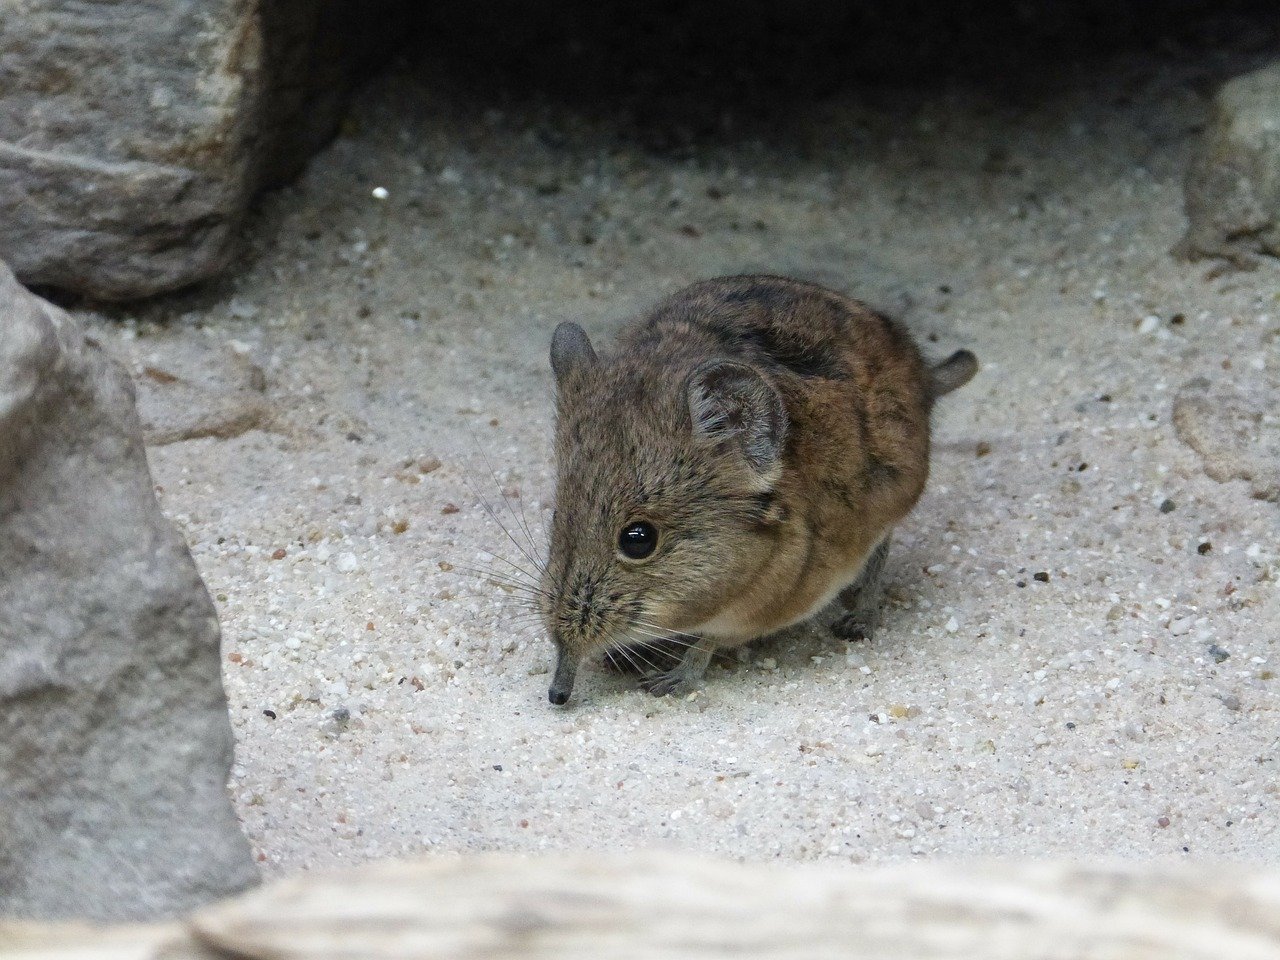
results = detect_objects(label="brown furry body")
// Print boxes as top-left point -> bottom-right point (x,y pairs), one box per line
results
541,275 -> 976,703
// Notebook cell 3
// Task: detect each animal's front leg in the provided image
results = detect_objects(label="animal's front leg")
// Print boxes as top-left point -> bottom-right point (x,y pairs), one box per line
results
640,636 -> 715,697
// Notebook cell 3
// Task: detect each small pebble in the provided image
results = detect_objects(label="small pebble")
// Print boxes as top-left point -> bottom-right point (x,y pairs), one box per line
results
1033,572 -> 1050,583
371,186 -> 389,200
335,553 -> 359,573
271,548 -> 287,560
1208,644 -> 1230,663
441,503 -> 460,515
944,616 -> 959,633
1197,542 -> 1212,555
1158,499 -> 1176,513
1217,693 -> 1242,712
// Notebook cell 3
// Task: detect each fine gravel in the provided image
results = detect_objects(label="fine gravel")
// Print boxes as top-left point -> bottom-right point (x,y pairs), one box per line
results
81,45 -> 1279,875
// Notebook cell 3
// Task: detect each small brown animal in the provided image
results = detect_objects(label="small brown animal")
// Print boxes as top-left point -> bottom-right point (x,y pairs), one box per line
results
540,275 -> 976,704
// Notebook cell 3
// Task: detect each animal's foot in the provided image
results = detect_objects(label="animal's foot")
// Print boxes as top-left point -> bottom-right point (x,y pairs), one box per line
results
832,613 -> 873,642
639,669 -> 701,698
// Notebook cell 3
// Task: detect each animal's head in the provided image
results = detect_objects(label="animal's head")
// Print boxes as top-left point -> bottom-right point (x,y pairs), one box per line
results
539,321 -> 788,704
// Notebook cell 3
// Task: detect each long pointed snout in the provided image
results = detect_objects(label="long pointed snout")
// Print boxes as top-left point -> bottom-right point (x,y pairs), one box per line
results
548,650 -> 578,705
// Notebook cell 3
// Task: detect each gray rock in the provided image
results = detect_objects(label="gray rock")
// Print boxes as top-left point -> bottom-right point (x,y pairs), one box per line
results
0,2 -> 411,301
0,261 -> 257,920
1173,377 -> 1280,503
0,2 -> 257,300
1179,62 -> 1280,266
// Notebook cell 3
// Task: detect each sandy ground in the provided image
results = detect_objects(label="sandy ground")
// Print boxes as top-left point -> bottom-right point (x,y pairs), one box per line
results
82,45 -> 1279,875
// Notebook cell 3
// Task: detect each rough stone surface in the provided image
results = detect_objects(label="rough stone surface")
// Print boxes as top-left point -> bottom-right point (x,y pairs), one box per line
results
1174,377 -> 1280,502
1180,62 -> 1280,265
0,1 -> 410,300
0,1 -> 260,299
0,261 -> 257,920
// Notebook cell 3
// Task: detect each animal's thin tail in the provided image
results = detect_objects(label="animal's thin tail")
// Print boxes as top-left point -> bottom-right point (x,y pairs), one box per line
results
928,349 -> 978,400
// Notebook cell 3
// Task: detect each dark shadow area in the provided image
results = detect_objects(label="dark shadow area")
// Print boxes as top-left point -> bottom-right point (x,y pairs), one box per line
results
404,0 -> 1279,153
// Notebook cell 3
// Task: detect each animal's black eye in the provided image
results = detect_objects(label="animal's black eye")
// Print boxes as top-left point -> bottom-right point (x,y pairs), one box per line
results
618,521 -> 658,560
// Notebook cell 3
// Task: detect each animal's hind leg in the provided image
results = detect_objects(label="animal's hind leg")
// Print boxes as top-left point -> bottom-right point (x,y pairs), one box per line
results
831,537 -> 890,642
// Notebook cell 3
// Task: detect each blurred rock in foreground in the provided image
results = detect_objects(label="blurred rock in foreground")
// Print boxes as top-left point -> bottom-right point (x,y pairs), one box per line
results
0,261 -> 256,919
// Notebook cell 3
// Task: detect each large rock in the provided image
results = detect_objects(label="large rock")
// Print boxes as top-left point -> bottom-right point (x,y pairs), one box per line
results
0,2 -> 410,300
0,261 -> 257,920
1179,62 -> 1280,265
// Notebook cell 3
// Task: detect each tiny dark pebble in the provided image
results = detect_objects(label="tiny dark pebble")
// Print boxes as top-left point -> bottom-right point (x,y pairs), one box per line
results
271,548 -> 287,560
1033,571 -> 1050,583
1159,499 -> 1176,513
357,305 -> 371,319
263,709 -> 277,719
441,503 -> 460,514
346,431 -> 363,443
492,764 -> 503,772
705,185 -> 724,199
1182,846 -> 1190,853
330,707 -> 351,722
939,284 -> 952,294
1016,580 -> 1027,588
1099,394 -> 1112,402
1077,462 -> 1088,471
1065,721 -> 1076,730
1157,816 -> 1170,828
679,224 -> 702,238
975,441 -> 992,457
1170,313 -> 1186,325
1197,542 -> 1212,555
1208,644 -> 1230,663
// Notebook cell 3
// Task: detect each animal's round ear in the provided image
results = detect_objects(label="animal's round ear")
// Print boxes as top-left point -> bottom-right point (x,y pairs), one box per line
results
687,360 -> 787,475
550,322 -> 598,384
